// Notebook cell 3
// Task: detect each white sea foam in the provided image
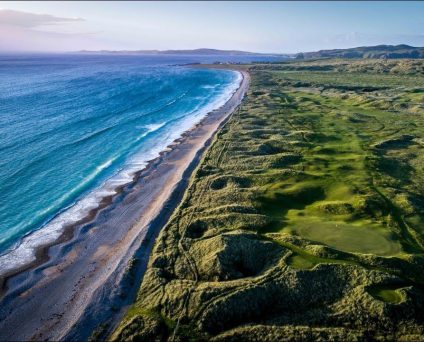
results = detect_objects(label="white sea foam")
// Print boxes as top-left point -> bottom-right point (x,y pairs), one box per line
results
201,84 -> 218,89
0,71 -> 242,277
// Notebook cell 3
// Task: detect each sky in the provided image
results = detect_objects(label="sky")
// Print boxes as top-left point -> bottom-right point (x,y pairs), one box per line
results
0,1 -> 423,53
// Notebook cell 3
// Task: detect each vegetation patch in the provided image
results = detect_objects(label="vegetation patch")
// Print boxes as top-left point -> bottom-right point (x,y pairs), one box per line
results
113,59 -> 424,341
367,284 -> 407,304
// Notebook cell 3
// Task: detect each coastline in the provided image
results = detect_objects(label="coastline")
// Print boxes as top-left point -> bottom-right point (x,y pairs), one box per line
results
0,68 -> 250,341
0,69 -> 241,286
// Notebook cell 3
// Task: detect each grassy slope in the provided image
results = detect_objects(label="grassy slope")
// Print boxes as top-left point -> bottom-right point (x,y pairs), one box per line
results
111,59 -> 424,341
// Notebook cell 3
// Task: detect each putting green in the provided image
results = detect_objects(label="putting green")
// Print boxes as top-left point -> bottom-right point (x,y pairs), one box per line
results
367,285 -> 406,304
282,214 -> 402,256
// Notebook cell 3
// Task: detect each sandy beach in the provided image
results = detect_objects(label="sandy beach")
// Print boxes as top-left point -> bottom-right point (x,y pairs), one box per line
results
0,68 -> 249,341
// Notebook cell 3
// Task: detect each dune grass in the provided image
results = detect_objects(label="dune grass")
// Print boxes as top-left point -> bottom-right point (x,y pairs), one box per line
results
113,59 -> 424,341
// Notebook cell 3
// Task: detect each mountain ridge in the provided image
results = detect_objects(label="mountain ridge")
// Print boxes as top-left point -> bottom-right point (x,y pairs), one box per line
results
296,44 -> 424,59
75,48 -> 287,56
75,45 -> 424,59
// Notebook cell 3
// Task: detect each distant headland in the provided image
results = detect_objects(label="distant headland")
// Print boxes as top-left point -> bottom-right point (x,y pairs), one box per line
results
75,48 -> 290,57
296,44 -> 424,59
74,45 -> 424,60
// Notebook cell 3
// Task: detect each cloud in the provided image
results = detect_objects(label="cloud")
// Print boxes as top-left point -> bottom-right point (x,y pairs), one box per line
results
0,9 -> 83,28
0,9 -> 100,52
0,9 -> 111,52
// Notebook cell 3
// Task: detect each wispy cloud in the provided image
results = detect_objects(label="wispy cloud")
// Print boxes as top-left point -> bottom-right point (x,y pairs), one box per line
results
0,9 -> 83,28
0,9 -> 103,52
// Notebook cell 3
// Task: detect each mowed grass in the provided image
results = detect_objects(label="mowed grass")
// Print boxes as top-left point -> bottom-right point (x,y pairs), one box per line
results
256,89 -> 412,256
256,63 -> 424,258
282,217 -> 401,255
261,178 -> 402,256
367,284 -> 407,304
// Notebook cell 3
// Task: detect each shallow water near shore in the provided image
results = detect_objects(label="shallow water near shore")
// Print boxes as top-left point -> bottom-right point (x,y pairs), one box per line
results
0,54 -> 247,275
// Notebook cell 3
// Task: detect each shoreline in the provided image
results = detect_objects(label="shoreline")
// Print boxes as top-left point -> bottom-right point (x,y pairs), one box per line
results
0,68 -> 241,289
0,68 -> 250,341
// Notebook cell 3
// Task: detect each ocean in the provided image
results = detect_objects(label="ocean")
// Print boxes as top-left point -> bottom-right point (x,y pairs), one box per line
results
0,53 -> 282,275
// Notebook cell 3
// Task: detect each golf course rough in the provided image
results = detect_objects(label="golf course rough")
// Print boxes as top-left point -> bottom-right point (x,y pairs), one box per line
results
112,59 -> 424,341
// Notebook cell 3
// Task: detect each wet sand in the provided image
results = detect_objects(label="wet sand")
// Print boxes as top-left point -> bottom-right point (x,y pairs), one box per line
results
0,69 -> 249,341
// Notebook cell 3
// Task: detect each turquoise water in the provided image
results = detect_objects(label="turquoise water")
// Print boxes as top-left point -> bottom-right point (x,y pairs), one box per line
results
0,54 -> 242,273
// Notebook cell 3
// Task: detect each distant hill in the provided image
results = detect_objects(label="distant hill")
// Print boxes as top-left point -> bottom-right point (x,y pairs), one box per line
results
77,48 -> 286,57
296,45 -> 424,59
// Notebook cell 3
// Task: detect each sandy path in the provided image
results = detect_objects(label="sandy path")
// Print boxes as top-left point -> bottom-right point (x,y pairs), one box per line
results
0,69 -> 249,341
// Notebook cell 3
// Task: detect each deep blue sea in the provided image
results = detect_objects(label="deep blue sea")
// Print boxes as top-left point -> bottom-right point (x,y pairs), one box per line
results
0,53 -> 283,273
